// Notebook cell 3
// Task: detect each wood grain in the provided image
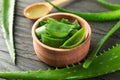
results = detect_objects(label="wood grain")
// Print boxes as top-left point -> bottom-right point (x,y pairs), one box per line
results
0,0 -> 120,80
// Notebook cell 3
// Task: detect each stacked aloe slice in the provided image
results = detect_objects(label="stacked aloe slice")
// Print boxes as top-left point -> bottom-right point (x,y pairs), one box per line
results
36,18 -> 85,48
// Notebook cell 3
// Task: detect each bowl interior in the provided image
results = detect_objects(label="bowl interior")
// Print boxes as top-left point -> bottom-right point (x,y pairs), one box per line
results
32,13 -> 91,50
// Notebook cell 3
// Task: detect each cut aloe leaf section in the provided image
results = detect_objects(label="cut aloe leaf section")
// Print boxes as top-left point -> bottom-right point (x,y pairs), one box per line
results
39,20 -> 47,26
72,20 -> 80,29
41,34 -> 66,48
61,27 -> 86,48
46,20 -> 73,38
36,25 -> 46,39
60,18 -> 71,24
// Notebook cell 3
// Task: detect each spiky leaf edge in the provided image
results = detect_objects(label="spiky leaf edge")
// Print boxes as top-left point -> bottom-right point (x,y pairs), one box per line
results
0,44 -> 120,80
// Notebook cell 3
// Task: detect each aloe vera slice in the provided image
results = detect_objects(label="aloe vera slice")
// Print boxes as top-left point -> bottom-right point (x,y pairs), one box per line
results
60,19 -> 80,29
69,29 -> 78,37
46,21 -> 73,38
72,20 -> 80,29
36,25 -> 46,39
61,27 -> 85,48
1,0 -> 16,63
60,18 -> 71,24
39,20 -> 47,26
41,34 -> 66,48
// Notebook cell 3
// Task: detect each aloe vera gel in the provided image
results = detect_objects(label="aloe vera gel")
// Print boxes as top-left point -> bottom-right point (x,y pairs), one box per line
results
35,18 -> 86,48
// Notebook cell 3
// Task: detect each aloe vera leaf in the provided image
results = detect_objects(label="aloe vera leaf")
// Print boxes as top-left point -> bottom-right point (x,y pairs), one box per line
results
39,20 -> 47,26
46,20 -> 73,38
60,19 -> 80,29
35,25 -> 46,39
69,29 -> 78,37
72,20 -> 80,29
1,0 -> 16,63
97,0 -> 120,10
0,44 -> 120,80
83,20 -> 120,68
60,28 -> 85,48
41,34 -> 67,48
45,0 -> 120,21
60,18 -> 71,24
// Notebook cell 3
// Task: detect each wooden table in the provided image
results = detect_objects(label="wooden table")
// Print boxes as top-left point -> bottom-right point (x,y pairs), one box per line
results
0,0 -> 120,80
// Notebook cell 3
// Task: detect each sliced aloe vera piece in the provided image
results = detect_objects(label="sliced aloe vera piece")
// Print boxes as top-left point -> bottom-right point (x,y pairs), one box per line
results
60,18 -> 71,24
41,34 -> 66,48
46,20 -> 73,38
61,27 -> 85,48
39,20 -> 47,26
72,20 -> 80,29
69,29 -> 78,37
35,25 -> 46,39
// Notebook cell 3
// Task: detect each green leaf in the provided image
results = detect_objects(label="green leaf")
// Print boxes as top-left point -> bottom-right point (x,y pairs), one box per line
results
46,18 -> 57,23
45,0 -> 120,21
72,20 -> 80,29
39,20 -> 47,26
35,25 -> 46,39
41,34 -> 67,48
83,20 -> 120,68
61,27 -> 85,48
97,0 -> 120,10
69,29 -> 78,37
60,18 -> 71,24
1,0 -> 16,63
46,19 -> 73,38
0,44 -> 120,80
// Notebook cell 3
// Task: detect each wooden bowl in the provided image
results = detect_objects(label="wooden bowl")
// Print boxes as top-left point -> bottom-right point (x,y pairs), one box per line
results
32,13 -> 91,67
